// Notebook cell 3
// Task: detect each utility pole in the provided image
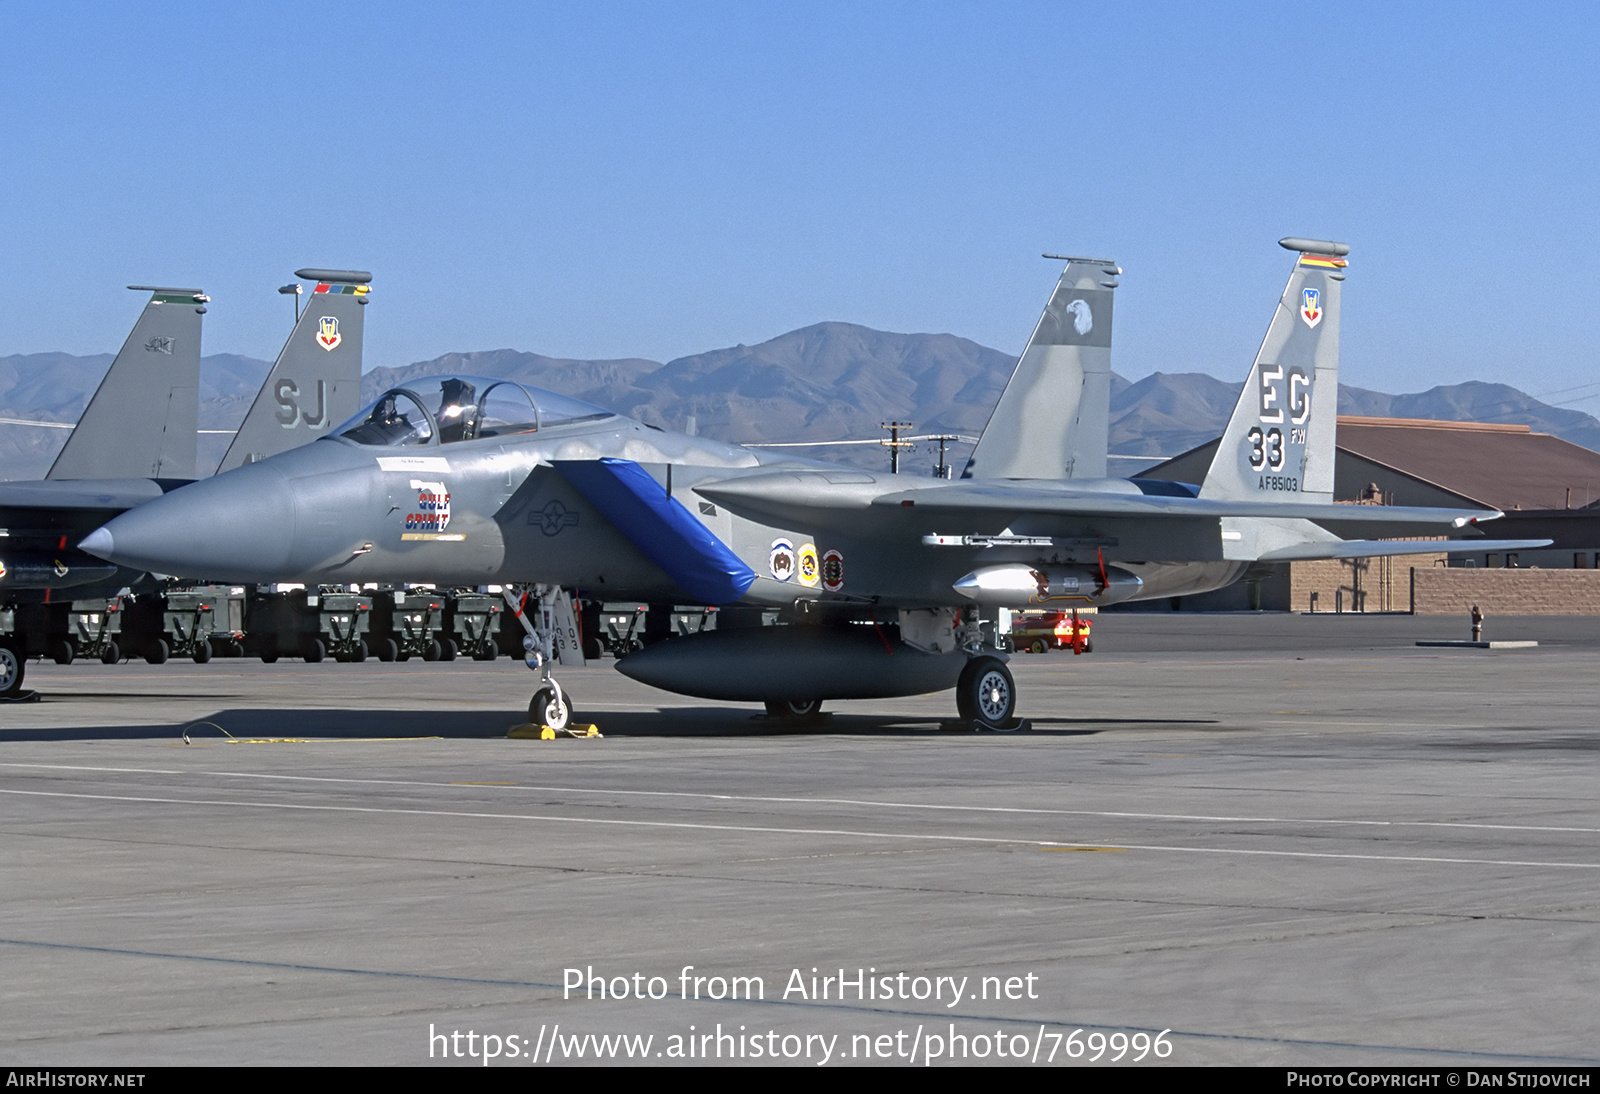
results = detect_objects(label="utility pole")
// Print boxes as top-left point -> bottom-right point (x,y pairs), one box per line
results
880,421 -> 914,474
278,281 -> 303,324
928,434 -> 960,479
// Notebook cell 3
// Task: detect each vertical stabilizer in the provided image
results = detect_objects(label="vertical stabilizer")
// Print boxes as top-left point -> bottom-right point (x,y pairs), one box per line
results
47,286 -> 207,480
216,268 -> 370,473
1199,238 -> 1347,503
961,255 -> 1119,480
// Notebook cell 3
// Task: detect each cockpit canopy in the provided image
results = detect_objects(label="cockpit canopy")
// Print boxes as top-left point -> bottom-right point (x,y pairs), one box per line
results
334,376 -> 615,447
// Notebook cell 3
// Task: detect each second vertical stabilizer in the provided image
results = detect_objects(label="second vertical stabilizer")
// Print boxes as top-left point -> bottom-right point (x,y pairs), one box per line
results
47,286 -> 207,481
1200,239 -> 1347,503
962,256 -> 1119,480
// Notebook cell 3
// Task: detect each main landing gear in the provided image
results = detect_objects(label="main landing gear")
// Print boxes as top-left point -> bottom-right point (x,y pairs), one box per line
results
956,656 -> 1016,728
503,584 -> 583,731
0,638 -> 24,699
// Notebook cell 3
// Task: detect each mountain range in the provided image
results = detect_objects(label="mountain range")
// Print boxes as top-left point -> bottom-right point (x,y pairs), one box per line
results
4,321 -> 1598,480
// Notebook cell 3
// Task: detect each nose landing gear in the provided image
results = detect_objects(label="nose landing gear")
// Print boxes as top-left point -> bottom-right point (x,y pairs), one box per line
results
503,584 -> 586,731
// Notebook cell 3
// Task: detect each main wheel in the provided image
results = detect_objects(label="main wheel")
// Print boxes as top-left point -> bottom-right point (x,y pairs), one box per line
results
0,640 -> 24,698
763,698 -> 824,722
529,686 -> 573,730
146,638 -> 170,665
100,641 -> 121,665
956,656 -> 1016,727
52,640 -> 74,666
302,637 -> 326,663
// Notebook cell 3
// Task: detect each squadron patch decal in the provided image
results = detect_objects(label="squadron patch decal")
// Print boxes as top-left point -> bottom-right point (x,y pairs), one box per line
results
821,548 -> 844,592
316,316 -> 342,351
1300,288 -> 1322,328
797,543 -> 819,587
769,538 -> 796,582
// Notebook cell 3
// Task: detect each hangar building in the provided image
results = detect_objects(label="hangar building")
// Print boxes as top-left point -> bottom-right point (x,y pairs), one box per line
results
1131,416 -> 1600,614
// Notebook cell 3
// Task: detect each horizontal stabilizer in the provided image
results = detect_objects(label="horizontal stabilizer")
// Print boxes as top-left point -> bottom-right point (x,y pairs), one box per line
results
554,458 -> 756,604
1257,538 -> 1553,562
0,478 -> 169,513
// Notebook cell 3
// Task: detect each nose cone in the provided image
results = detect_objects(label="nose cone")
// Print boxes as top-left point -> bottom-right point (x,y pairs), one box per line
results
88,462 -> 298,581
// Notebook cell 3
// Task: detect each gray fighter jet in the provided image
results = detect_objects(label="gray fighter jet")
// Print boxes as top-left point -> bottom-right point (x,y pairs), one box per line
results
83,241 -> 1545,726
0,270 -> 369,695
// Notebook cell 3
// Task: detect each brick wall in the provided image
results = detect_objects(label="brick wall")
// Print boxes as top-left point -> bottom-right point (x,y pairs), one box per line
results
1291,555 -> 1447,613
1409,567 -> 1600,615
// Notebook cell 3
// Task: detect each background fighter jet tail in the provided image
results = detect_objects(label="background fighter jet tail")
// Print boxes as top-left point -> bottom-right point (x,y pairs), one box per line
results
961,255 -> 1120,481
46,286 -> 208,481
1199,238 -> 1348,504
215,268 -> 370,474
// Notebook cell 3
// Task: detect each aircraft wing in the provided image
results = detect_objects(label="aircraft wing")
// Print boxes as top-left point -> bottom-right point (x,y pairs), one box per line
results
1257,538 -> 1551,561
696,473 -> 1499,530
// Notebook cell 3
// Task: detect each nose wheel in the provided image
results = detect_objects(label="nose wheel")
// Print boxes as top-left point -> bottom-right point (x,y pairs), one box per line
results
956,656 -> 1015,728
530,685 -> 574,731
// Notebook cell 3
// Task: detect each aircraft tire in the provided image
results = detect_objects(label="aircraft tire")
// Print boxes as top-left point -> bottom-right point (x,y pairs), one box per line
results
52,640 -> 74,666
377,638 -> 399,662
764,698 -> 824,722
0,639 -> 24,698
192,641 -> 212,665
529,686 -> 573,731
422,639 -> 442,662
440,638 -> 457,662
145,639 -> 169,665
100,641 -> 121,666
957,656 -> 1015,728
302,637 -> 326,663
1029,639 -> 1047,655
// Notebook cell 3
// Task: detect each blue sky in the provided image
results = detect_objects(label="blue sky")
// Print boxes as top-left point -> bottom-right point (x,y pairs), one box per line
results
4,2 -> 1598,407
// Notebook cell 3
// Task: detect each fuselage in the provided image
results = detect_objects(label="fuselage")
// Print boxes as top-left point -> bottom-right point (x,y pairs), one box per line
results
86,376 -> 1250,609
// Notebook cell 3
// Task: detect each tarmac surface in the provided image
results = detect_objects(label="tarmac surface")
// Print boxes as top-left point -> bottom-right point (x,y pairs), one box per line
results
1,612 -> 1597,1067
